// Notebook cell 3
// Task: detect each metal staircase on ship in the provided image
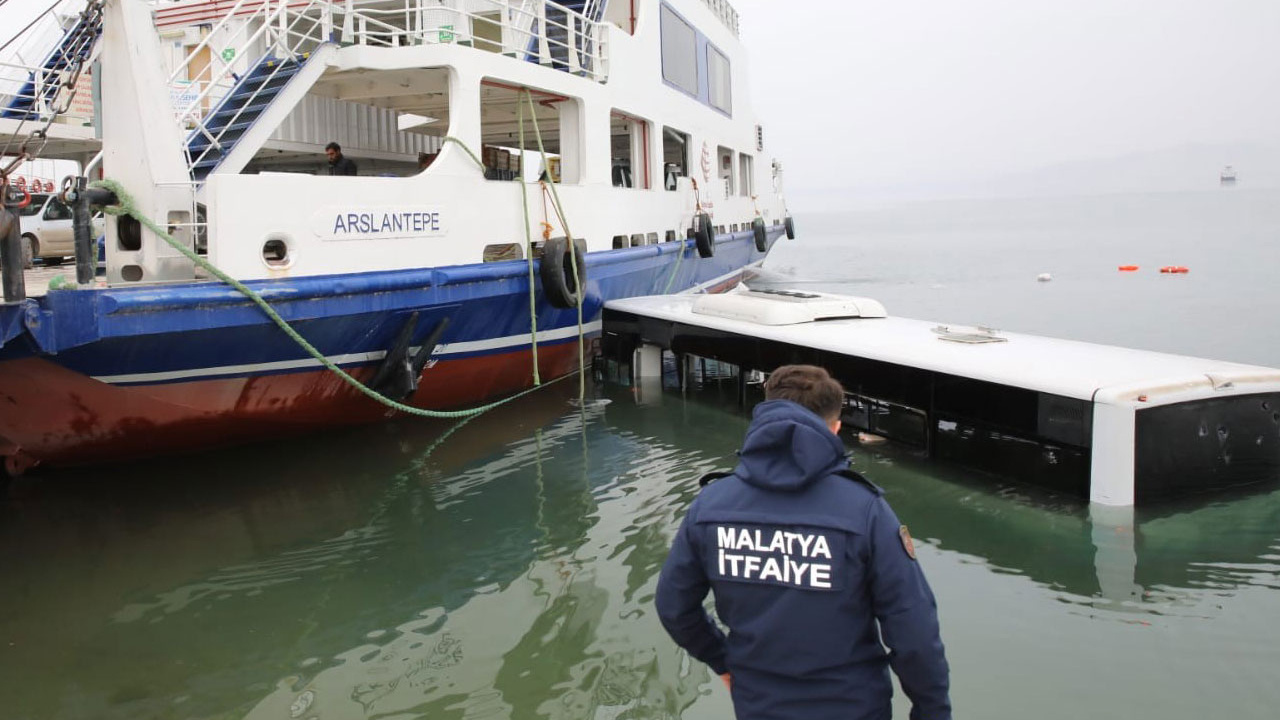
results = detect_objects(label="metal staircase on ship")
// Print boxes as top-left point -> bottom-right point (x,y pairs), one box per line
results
526,0 -> 607,71
186,52 -> 322,182
173,0 -> 612,183
1,0 -> 104,121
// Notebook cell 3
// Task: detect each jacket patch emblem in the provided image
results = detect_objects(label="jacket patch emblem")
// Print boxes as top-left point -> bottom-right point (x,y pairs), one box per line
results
899,525 -> 917,561
711,525 -> 842,591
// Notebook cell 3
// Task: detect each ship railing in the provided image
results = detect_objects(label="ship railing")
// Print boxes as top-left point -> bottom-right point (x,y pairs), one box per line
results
169,0 -> 609,177
0,0 -> 99,129
337,1 -> 610,82
168,0 -> 330,135
699,0 -> 739,37
169,0 -> 609,130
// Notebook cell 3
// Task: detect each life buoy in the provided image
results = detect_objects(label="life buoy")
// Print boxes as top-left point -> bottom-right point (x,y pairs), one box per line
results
1118,265 -> 1139,272
540,236 -> 587,308
784,215 -> 796,240
694,213 -> 715,258
751,217 -> 768,252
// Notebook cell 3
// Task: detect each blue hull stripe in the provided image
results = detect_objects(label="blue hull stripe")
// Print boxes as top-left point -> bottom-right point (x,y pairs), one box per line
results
1,230 -> 783,383
93,321 -> 601,385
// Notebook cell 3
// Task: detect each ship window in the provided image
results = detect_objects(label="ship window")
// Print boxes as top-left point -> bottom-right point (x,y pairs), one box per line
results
610,110 -> 651,189
245,67 -> 448,176
717,145 -> 734,196
739,153 -> 754,196
707,44 -> 731,114
662,126 -> 689,192
480,80 -> 581,184
659,5 -> 697,96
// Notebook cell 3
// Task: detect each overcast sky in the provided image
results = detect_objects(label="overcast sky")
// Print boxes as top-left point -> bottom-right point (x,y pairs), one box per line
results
732,0 -> 1280,205
5,0 -> 1278,202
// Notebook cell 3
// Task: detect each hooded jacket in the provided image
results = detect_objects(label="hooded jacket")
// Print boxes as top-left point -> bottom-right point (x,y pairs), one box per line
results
655,400 -> 950,720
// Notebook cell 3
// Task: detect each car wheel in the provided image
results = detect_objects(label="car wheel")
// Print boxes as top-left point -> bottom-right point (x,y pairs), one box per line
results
21,234 -> 35,270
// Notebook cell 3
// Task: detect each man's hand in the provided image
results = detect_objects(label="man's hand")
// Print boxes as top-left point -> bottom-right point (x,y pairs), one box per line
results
720,673 -> 731,691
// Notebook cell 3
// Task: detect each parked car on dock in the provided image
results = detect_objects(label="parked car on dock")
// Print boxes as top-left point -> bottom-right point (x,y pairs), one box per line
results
15,193 -> 105,267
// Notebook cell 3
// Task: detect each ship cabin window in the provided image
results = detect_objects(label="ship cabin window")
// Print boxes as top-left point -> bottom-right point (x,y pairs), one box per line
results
739,153 -> 754,196
717,145 -> 734,196
659,5 -> 698,96
707,44 -> 731,115
662,126 -> 689,191
479,80 -> 580,184
241,67 -> 448,176
610,110 -> 651,189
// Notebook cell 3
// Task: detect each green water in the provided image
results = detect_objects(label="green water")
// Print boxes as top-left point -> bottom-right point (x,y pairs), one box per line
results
3,379 -> 1278,719
3,190 -> 1280,719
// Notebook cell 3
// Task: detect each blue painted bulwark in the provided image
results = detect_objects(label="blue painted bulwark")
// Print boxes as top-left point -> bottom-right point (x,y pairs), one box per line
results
1,12 -> 103,119
186,53 -> 313,181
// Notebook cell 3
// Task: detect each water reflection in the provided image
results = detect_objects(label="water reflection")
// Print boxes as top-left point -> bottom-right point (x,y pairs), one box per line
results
1,381 -> 1278,719
848,441 -> 1280,617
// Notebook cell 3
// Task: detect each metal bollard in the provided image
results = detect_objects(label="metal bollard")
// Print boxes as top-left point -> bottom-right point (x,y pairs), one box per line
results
68,176 -> 95,285
1,207 -> 25,303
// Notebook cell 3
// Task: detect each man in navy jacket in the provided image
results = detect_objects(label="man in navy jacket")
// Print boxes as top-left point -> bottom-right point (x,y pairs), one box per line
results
656,365 -> 950,720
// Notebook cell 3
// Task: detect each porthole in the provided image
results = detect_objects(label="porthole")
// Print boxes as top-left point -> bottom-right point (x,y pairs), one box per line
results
261,235 -> 293,268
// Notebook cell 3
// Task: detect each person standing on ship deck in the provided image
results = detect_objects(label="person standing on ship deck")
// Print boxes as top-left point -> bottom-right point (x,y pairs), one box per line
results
325,142 -> 357,176
655,364 -> 951,720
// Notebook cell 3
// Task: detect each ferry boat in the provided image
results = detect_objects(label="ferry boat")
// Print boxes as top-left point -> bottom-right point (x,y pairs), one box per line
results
0,0 -> 794,473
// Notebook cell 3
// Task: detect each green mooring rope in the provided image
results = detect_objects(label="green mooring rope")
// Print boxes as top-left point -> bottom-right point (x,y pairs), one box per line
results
441,135 -> 487,171
662,229 -> 688,295
516,94 -> 541,386
521,90 -> 586,403
90,177 -> 572,419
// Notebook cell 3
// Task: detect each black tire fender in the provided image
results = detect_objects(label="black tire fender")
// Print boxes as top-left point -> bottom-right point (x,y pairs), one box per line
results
694,213 -> 715,258
540,236 -> 587,309
784,215 -> 796,240
751,217 -> 768,252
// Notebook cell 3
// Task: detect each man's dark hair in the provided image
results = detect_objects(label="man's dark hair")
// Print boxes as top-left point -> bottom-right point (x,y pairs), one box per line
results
764,365 -> 844,422
325,142 -> 341,152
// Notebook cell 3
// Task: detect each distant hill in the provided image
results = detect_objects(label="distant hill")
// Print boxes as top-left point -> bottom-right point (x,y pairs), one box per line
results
970,142 -> 1280,197
798,143 -> 1280,208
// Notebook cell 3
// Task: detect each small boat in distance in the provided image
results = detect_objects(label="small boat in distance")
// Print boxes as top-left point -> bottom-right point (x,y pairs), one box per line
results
1220,165 -> 1237,186
0,0 -> 795,473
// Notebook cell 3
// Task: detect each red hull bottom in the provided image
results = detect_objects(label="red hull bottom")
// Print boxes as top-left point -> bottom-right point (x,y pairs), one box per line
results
0,342 -> 586,471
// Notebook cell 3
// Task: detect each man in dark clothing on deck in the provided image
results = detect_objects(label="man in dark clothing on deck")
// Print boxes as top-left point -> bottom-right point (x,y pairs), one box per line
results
655,365 -> 950,720
325,142 -> 357,176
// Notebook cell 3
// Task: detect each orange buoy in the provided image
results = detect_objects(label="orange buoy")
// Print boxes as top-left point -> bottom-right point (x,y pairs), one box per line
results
1159,266 -> 1190,274
1118,265 -> 1139,272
